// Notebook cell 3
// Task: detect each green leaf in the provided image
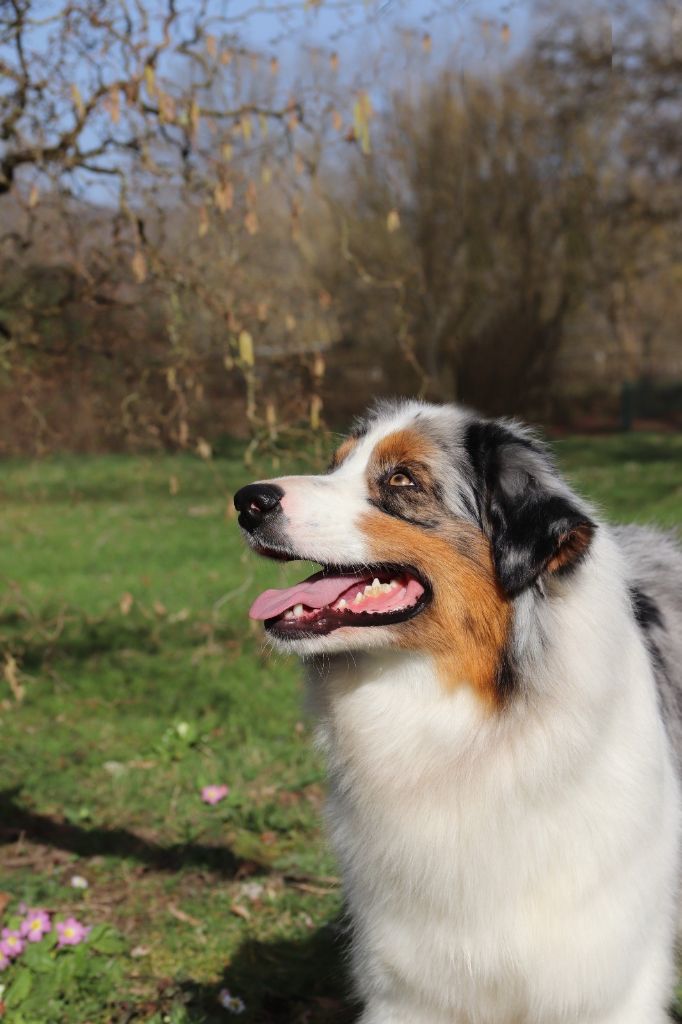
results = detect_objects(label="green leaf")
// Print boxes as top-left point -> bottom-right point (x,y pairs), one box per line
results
22,941 -> 54,972
54,952 -> 77,991
5,966 -> 33,1007
88,923 -> 126,954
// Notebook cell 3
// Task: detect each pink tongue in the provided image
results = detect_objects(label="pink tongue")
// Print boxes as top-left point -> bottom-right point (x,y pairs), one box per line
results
249,571 -> 369,621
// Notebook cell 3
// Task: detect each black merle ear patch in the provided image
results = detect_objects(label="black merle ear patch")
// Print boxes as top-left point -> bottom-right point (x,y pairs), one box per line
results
465,421 -> 596,597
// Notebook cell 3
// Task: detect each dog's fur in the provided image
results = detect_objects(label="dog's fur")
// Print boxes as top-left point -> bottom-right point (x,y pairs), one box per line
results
236,400 -> 682,1024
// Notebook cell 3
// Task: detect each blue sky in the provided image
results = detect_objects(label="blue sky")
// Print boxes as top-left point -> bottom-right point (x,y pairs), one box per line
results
7,0 -> 534,204
228,0 -> 532,72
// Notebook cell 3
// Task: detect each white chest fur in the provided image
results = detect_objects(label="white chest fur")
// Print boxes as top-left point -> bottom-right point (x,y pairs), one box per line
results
305,628 -> 679,1024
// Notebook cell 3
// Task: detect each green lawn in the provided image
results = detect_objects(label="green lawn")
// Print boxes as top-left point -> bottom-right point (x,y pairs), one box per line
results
0,434 -> 680,1023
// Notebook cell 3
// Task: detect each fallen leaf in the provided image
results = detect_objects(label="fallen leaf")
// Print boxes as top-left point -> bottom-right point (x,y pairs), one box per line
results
168,902 -> 201,927
289,880 -> 338,896
230,903 -> 251,920
119,592 -> 134,615
3,654 -> 23,702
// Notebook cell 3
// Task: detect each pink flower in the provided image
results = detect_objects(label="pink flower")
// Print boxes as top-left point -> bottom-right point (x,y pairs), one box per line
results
0,929 -> 24,959
201,784 -> 229,805
56,917 -> 89,947
20,908 -> 51,942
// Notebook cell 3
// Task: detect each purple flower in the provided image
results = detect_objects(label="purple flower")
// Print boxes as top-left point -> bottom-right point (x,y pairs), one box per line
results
0,929 -> 24,959
56,917 -> 89,947
0,951 -> 10,971
201,784 -> 229,805
20,908 -> 51,942
218,988 -> 246,1014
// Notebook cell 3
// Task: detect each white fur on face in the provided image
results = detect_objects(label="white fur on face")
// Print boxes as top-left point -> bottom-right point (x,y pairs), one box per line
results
268,468 -> 371,567
253,407 -> 445,655
269,407 -> 422,562
264,401 -> 465,560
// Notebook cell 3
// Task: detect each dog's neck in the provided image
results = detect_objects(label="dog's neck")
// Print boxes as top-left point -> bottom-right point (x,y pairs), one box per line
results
303,535 -> 650,795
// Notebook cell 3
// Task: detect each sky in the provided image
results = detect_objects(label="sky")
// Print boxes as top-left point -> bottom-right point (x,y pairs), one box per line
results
4,0 -> 535,205
225,0 -> 532,72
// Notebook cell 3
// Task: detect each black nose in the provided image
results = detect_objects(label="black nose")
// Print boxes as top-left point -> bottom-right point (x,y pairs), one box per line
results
233,482 -> 284,531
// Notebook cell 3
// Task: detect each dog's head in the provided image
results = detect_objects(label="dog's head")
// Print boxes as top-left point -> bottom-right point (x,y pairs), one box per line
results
234,401 -> 595,705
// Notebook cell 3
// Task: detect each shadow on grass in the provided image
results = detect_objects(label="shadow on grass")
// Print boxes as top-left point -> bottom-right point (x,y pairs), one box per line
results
0,787 -> 268,878
181,919 -> 359,1024
0,611 -> 240,672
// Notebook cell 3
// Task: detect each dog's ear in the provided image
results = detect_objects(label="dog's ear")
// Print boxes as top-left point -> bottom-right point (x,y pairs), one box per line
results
465,421 -> 596,598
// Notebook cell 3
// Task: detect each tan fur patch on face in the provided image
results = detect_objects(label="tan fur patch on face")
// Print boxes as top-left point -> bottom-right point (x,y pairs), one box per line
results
369,428 -> 440,475
365,428 -> 446,525
329,436 -> 360,471
358,511 -> 511,710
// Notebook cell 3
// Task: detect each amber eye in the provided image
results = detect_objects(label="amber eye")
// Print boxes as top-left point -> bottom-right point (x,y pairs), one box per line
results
388,471 -> 415,487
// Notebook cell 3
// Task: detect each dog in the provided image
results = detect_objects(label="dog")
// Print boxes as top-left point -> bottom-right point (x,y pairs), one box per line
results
234,399 -> 682,1024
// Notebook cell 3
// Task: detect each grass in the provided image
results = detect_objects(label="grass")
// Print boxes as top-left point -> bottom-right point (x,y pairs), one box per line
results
0,433 -> 680,1022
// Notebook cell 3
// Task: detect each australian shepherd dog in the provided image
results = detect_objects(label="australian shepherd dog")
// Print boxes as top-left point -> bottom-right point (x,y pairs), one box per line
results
234,400 -> 682,1024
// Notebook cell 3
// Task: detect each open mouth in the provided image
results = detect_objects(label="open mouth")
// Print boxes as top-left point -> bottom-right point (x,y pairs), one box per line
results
249,564 -> 431,638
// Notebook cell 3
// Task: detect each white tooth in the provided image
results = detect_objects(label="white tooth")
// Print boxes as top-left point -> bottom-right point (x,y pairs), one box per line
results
338,599 -> 347,609
372,578 -> 380,589
389,580 -> 398,589
293,603 -> 304,618
354,592 -> 365,604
